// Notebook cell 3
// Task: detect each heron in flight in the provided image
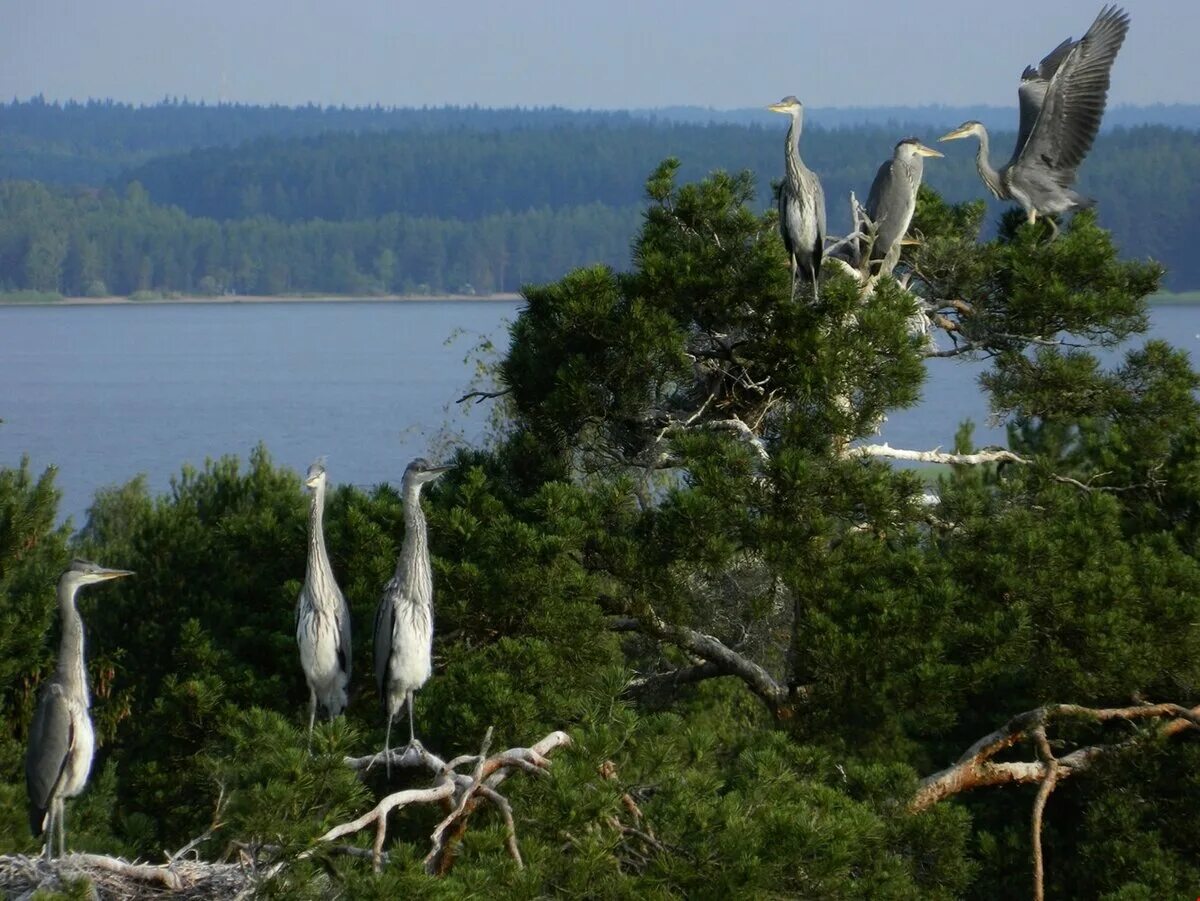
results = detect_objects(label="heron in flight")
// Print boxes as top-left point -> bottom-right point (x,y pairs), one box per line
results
939,5 -> 1130,233
296,458 -> 351,750
859,138 -> 943,274
26,560 -> 133,858
373,457 -> 451,773
769,96 -> 826,300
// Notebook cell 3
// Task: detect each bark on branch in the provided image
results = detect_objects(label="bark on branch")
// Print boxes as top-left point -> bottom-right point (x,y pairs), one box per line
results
631,609 -> 805,718
911,701 -> 1200,813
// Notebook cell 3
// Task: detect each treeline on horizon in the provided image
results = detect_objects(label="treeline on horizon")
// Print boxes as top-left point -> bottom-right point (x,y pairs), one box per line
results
2,99 -> 1199,294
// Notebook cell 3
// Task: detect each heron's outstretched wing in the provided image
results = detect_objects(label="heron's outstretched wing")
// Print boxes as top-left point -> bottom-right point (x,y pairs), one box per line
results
25,683 -> 73,836
1013,36 -> 1075,161
1013,5 -> 1129,184
373,584 -> 397,705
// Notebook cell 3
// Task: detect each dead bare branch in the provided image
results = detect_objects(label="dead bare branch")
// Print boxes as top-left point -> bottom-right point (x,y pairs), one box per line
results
326,729 -> 570,875
848,443 -> 1028,466
456,388 -> 512,405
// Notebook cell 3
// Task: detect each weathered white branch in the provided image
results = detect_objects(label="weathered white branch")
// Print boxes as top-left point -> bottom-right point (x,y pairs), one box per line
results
702,418 -> 770,461
848,443 -> 1028,466
327,729 -> 570,875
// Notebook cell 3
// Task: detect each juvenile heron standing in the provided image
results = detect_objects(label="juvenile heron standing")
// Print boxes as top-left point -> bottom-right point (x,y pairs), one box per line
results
769,95 -> 826,301
26,560 -> 132,858
860,138 -> 943,273
296,459 -> 352,749
373,457 -> 451,771
939,6 -> 1130,231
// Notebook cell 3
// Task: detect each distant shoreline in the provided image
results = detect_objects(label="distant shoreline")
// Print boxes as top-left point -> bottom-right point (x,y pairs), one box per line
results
23,292 -> 525,307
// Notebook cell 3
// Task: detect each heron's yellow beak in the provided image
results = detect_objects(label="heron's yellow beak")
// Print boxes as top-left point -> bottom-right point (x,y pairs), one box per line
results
98,568 -> 134,581
767,102 -> 790,113
915,143 -> 944,158
938,126 -> 973,142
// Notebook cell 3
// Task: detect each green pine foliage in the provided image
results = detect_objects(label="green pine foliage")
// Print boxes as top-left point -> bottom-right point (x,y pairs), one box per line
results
2,157 -> 1199,897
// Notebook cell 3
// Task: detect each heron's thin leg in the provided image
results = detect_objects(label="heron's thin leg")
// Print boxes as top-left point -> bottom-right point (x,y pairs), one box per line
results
307,689 -> 317,753
43,806 -> 54,859
811,270 -> 818,303
789,257 -> 798,302
1047,216 -> 1060,240
384,714 -> 393,779
407,690 -> 415,746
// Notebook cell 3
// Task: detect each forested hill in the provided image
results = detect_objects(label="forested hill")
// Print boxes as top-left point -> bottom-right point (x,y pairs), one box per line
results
1,99 -> 1199,294
4,97 -> 1199,186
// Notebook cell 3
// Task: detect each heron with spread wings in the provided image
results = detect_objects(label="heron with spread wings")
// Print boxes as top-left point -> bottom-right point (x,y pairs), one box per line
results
939,6 -> 1130,233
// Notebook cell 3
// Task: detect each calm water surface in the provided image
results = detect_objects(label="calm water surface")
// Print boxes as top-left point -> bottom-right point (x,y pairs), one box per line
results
1,301 -> 514,524
2,300 -> 1197,525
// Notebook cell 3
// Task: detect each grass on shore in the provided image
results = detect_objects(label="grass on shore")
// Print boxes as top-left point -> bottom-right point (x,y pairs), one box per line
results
1151,290 -> 1200,304
0,290 -> 63,304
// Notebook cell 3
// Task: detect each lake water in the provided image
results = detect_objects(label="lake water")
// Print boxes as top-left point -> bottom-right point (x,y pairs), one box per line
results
2,300 -> 1197,525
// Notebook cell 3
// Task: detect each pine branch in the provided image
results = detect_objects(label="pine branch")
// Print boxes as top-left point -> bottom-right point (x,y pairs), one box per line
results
910,701 -> 1200,813
630,608 -> 804,718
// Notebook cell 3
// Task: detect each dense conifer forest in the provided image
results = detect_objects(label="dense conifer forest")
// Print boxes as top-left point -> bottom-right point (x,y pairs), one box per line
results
2,146 -> 1199,896
2,99 -> 1200,294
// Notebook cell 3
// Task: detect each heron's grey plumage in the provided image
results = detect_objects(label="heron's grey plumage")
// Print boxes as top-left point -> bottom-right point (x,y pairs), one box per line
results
26,560 -> 132,857
769,96 -> 826,300
861,138 -> 943,270
296,459 -> 351,749
373,457 -> 451,771
940,6 -> 1129,226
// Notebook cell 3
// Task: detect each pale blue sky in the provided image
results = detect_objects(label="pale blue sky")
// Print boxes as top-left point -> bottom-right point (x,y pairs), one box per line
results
1,0 -> 1191,109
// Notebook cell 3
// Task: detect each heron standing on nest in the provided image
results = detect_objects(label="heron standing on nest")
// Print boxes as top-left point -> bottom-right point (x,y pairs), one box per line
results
26,560 -> 133,858
769,95 -> 826,301
373,457 -> 451,773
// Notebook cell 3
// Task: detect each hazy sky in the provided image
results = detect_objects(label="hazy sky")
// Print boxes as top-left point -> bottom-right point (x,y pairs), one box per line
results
2,0 -> 1193,110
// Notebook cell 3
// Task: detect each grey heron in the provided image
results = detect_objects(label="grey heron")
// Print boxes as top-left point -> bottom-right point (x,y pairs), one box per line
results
768,96 -> 826,301
939,5 -> 1130,232
373,457 -> 451,772
860,138 -> 943,273
26,560 -> 132,858
296,458 -> 351,750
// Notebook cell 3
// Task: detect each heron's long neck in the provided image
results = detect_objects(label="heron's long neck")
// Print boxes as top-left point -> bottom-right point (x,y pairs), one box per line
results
397,483 -> 432,607
305,481 -> 337,592
785,112 -> 806,182
56,580 -> 89,707
973,127 -> 1004,199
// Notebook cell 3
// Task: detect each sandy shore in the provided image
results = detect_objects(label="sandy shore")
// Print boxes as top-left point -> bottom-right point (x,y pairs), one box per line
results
41,292 -> 524,306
